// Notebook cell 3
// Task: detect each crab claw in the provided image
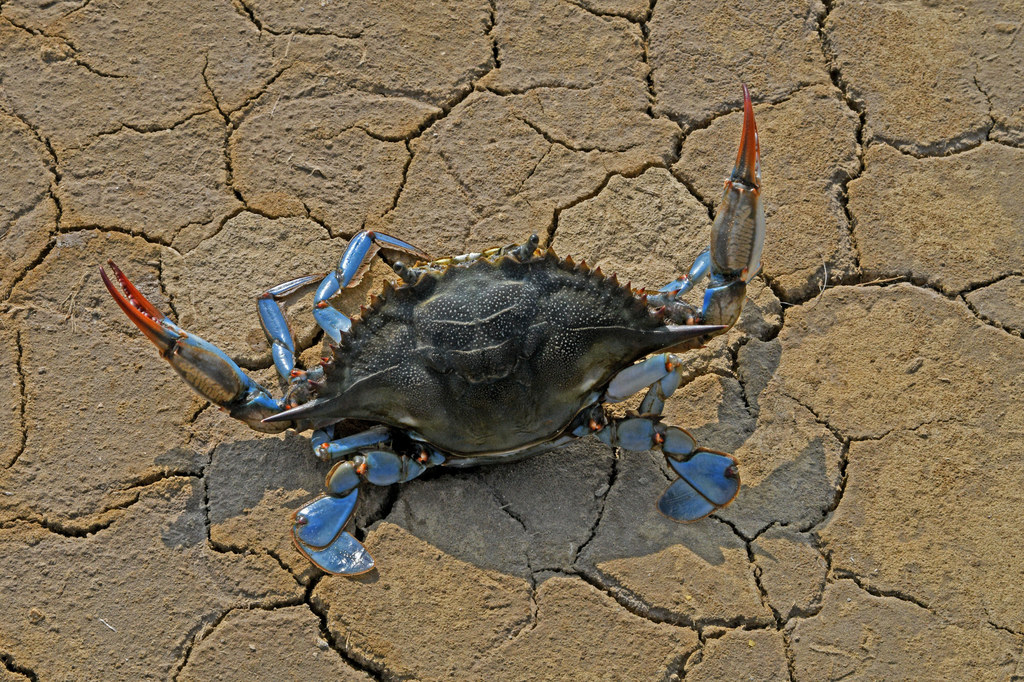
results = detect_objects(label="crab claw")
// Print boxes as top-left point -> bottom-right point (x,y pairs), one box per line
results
709,84 -> 765,283
100,261 -> 287,431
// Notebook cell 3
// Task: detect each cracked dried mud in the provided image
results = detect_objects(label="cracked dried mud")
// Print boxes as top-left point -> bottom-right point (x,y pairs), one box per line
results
1,0 -> 1022,680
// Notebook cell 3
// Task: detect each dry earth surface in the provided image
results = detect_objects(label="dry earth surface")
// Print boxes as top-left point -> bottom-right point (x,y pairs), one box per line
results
1,0 -> 1023,680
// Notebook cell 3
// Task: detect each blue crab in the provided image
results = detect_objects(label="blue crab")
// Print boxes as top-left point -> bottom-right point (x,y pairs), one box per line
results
102,88 -> 765,575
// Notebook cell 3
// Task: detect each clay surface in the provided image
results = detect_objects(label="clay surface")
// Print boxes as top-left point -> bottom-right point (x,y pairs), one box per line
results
1,0 -> 1022,679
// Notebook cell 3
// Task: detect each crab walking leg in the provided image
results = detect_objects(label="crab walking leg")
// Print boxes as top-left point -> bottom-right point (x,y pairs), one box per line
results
100,262 -> 292,432
595,417 -> 739,521
292,436 -> 445,575
256,274 -> 324,380
312,230 -> 429,342
311,424 -> 389,461
605,352 -> 684,416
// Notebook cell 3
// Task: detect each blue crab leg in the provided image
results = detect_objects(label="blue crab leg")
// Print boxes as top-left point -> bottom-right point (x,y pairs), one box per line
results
256,274 -> 323,380
291,492 -> 374,575
606,353 -> 685,416
312,425 -> 390,461
100,261 -> 291,432
638,368 -> 682,416
313,231 -> 428,342
595,417 -> 739,521
657,248 -> 711,298
293,434 -> 445,575
253,231 -> 426,383
605,353 -> 683,405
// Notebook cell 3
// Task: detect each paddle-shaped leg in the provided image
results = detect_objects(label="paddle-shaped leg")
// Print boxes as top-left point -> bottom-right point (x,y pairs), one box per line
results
595,417 -> 739,521
292,426 -> 445,575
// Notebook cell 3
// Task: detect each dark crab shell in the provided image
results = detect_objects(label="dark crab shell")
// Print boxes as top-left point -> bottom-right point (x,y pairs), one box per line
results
287,248 -> 714,457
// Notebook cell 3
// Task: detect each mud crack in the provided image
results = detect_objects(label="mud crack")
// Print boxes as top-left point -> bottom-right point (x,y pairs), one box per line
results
561,0 -> 647,22
5,472 -> 200,539
170,597 -> 310,681
0,651 -> 38,682
851,275 -> 1024,339
546,157 -> 680,247
0,14 -> 126,79
5,329 -> 27,469
305,576 -> 387,681
638,1 -> 657,119
0,107 -> 62,301
836,573 -> 932,612
481,479 -> 539,637
815,0 -> 866,278
515,114 -> 643,154
573,561 -> 769,636
571,448 -> 618,565
487,0 -> 500,69
961,272 -> 1024,338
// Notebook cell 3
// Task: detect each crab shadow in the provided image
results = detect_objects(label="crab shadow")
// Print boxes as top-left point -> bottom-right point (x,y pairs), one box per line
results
157,335 -> 835,602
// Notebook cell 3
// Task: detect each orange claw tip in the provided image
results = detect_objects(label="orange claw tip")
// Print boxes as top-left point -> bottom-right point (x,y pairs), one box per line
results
99,262 -> 174,353
104,259 -> 166,322
732,84 -> 760,188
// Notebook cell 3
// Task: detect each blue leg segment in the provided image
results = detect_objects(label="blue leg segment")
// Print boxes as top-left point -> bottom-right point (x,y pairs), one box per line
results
595,416 -> 739,522
314,231 -> 428,343
291,489 -> 373,574
256,232 -> 427,380
293,491 -> 359,549
313,425 -> 391,461
292,426 -> 444,575
606,353 -> 681,403
255,274 -> 323,380
605,353 -> 685,417
658,247 -> 711,297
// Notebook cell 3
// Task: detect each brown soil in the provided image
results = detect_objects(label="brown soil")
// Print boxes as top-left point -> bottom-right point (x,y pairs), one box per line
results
1,0 -> 1022,679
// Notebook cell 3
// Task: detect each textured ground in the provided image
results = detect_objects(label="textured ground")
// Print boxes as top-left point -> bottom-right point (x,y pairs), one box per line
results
1,0 -> 1022,680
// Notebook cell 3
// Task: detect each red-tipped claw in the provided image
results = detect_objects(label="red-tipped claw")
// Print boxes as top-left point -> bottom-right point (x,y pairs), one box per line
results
101,261 -> 285,430
709,85 -> 766,281
100,260 -> 182,355
732,84 -> 760,189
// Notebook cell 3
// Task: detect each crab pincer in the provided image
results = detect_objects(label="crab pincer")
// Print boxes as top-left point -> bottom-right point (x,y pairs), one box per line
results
99,261 -> 286,431
699,85 -> 766,327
